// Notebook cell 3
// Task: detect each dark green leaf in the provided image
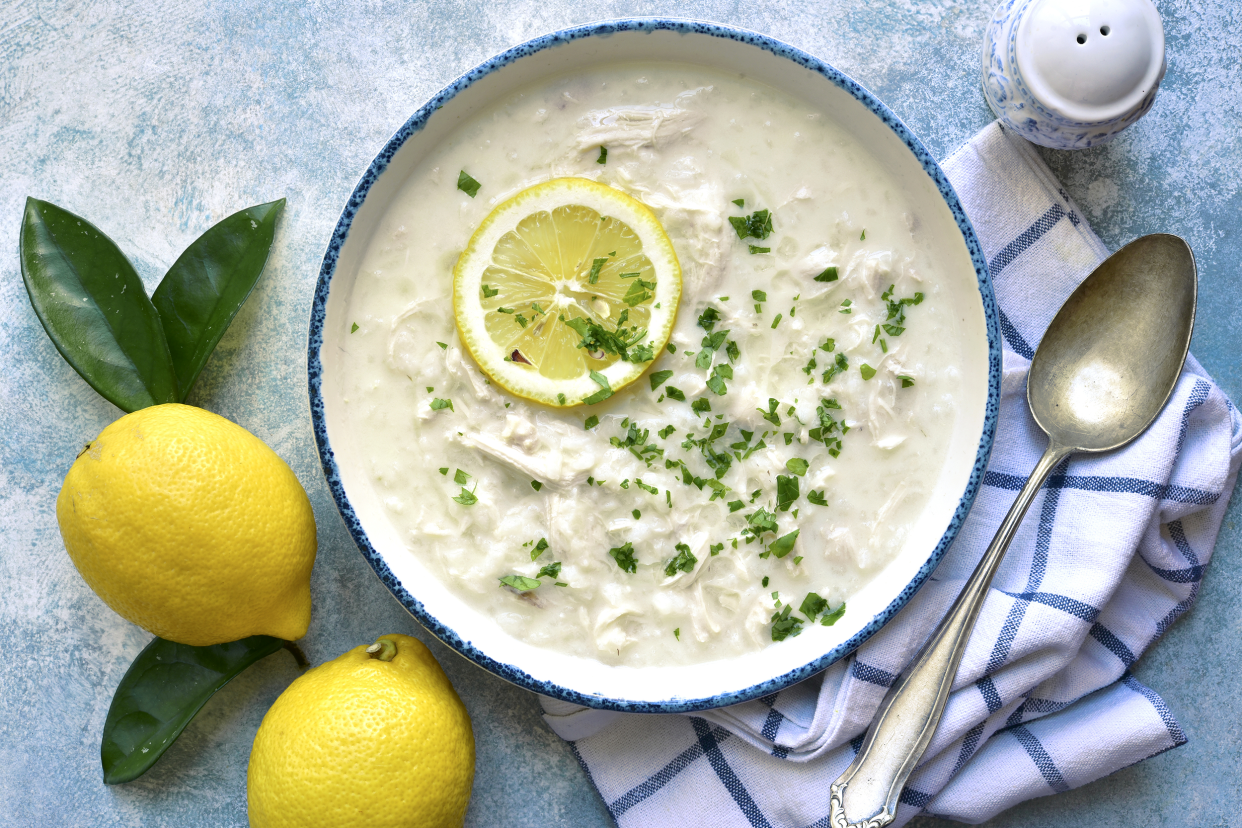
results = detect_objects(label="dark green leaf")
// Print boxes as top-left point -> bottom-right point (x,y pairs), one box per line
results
769,529 -> 801,558
101,635 -> 284,784
151,199 -> 284,400
20,198 -> 178,412
457,170 -> 481,197
650,370 -> 673,390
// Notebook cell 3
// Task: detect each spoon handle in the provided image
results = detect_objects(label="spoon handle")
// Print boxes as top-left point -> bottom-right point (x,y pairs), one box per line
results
829,440 -> 1074,828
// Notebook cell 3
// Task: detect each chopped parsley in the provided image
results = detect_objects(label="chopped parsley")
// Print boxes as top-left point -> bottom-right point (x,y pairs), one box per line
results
807,489 -> 828,506
839,299 -> 853,314
770,604 -> 804,641
769,529 -> 800,558
762,576 -> 770,588
536,561 -> 562,580
597,146 -> 608,164
499,574 -> 539,592
623,278 -> 657,307
710,543 -> 724,556
453,487 -> 478,506
531,538 -> 549,560
821,601 -> 847,626
749,245 -> 771,254
632,509 -> 641,519
457,170 -> 481,197
438,467 -> 448,475
814,266 -> 839,283
674,627 -> 681,640
822,353 -> 849,384
650,370 -> 674,391
728,500 -> 744,512
745,508 -> 779,542
481,284 -> 500,298
611,422 -> 663,465
635,479 -> 659,495
759,398 -> 781,426
770,313 -> 783,329
583,370 -> 614,405
587,256 -> 609,285
436,341 -> 448,350
496,307 -> 514,314
350,322 -> 359,333
860,363 -> 877,381
899,375 -> 916,388
776,475 -> 799,512
564,314 -> 652,364
752,289 -> 767,302
729,209 -> 774,241
880,283 -> 925,336
697,307 -> 722,332
453,469 -> 470,485
584,415 -> 599,430
785,457 -> 809,476
430,398 -> 454,412
810,398 -> 846,457
664,543 -> 698,577
658,425 -> 676,439
691,398 -> 712,414
799,592 -> 829,621
860,229 -> 866,240
531,480 -> 543,491
665,386 -> 686,402
732,198 -> 745,208
609,541 -> 638,574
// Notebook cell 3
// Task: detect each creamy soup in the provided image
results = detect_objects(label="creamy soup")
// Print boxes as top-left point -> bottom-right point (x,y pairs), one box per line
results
339,63 -> 966,666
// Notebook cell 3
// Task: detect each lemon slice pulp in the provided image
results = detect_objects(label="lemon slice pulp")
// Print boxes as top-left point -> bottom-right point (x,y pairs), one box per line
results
452,177 -> 681,407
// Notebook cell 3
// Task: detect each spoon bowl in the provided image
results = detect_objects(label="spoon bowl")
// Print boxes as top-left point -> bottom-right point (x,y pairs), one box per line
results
1030,233 -> 1196,452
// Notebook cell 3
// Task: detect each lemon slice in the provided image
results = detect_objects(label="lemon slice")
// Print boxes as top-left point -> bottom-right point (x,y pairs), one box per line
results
452,177 -> 681,407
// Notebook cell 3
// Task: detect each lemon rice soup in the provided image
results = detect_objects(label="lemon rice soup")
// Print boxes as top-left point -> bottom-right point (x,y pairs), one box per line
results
340,63 -> 971,666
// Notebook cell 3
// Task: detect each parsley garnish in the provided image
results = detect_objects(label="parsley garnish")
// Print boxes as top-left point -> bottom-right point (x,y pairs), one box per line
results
776,475 -> 799,511
769,529 -> 800,558
622,278 -> 656,307
729,209 -> 774,241
636,479 -> 658,495
749,245 -> 770,254
899,375 -> 915,388
496,307 -> 514,314
860,229 -> 866,240
745,508 -> 779,541
597,146 -> 608,164
691,398 -> 712,414
752,289 -> 767,302
583,370 -> 614,405
785,458 -> 809,476
584,415 -> 599,429
821,601 -> 847,626
632,509 -> 641,519
860,363 -> 877,381
531,538 -> 549,560
664,543 -> 698,577
453,469 -> 470,485
531,480 -> 543,491
814,266 -> 839,282
839,299 -> 852,314
499,574 -> 539,592
609,541 -> 638,574
665,386 -> 686,402
350,322 -> 359,333
436,341 -> 448,350
771,313 -> 782,329
650,370 -> 674,390
536,561 -> 562,579
800,592 -> 829,621
759,398 -> 781,426
563,315 -> 652,364
807,490 -> 828,506
430,398 -> 454,412
698,307 -> 722,332
453,487 -> 478,505
587,256 -> 608,285
658,425 -> 676,439
710,543 -> 723,556
481,284 -> 499,298
457,170 -> 481,197
822,353 -> 848,384
732,198 -> 745,208
728,500 -> 744,512
770,604 -> 803,641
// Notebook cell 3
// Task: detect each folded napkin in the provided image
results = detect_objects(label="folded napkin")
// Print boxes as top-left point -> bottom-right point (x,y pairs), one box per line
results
540,122 -> 1242,826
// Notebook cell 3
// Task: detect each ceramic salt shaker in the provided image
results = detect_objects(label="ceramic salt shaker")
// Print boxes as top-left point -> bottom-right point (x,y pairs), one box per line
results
982,0 -> 1166,149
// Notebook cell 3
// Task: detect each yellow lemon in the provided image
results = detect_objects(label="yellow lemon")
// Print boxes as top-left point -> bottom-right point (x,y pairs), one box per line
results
452,176 -> 681,407
56,403 -> 316,646
247,634 -> 475,828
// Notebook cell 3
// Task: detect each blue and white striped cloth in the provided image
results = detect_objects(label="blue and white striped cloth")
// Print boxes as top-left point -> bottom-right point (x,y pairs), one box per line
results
540,122 -> 1242,826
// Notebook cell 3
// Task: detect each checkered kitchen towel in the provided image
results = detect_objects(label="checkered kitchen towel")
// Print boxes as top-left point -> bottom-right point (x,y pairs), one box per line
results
539,122 -> 1242,826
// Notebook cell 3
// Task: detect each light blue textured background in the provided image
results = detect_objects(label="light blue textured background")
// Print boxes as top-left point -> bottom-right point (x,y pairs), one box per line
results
1,2 -> 1237,826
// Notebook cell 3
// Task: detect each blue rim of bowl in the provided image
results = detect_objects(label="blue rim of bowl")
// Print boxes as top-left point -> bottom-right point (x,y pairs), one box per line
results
308,17 -> 1001,713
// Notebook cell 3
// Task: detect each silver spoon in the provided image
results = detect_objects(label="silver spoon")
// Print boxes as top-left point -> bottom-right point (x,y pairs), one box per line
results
830,233 -> 1197,827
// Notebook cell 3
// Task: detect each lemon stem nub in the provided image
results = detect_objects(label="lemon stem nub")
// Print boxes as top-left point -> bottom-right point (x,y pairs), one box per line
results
366,638 -> 397,662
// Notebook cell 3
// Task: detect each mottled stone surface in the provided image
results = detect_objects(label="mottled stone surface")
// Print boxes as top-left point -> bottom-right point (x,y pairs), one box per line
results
0,1 -> 1237,826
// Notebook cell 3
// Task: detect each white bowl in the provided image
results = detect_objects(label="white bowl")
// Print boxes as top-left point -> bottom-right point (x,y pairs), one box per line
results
308,19 -> 1001,712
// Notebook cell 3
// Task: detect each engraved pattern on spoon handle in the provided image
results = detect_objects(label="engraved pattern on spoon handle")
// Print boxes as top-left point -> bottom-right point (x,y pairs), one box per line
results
830,440 -> 1075,828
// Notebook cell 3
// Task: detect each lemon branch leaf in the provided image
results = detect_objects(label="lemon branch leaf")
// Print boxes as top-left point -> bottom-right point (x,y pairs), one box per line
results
19,198 -> 179,412
101,635 -> 288,784
151,198 -> 285,400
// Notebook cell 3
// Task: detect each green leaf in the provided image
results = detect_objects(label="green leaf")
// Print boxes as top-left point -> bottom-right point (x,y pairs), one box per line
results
150,199 -> 284,400
500,574 -> 540,592
101,635 -> 285,784
769,529 -> 801,558
19,198 -> 179,412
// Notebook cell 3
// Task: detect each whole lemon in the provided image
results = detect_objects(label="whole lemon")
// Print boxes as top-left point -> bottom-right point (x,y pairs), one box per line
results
56,403 -> 316,646
247,634 -> 475,828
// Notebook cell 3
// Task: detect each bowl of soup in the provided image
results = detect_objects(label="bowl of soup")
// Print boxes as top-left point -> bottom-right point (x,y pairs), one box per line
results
308,18 -> 1000,711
